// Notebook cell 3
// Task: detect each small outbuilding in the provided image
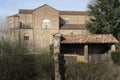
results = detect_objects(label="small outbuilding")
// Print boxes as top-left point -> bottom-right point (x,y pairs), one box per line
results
54,34 -> 119,62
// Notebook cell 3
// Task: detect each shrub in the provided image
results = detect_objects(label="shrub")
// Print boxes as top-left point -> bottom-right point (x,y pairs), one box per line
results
0,38 -> 37,80
35,53 -> 54,80
0,38 -> 54,80
116,44 -> 120,51
0,53 -> 54,80
0,39 -> 28,56
0,54 -> 37,80
50,44 -> 54,55
65,62 -> 114,80
111,51 -> 120,65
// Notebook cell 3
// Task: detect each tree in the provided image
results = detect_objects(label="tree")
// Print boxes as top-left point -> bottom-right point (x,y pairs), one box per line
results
87,0 -> 120,39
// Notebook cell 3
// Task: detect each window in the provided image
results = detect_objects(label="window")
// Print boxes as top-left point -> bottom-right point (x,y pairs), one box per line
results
42,19 -> 51,29
65,18 -> 69,24
24,33 -> 29,40
86,18 -> 90,22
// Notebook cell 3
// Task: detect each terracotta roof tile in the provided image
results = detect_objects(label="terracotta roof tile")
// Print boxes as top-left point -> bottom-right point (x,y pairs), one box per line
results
60,24 -> 86,30
61,34 -> 119,44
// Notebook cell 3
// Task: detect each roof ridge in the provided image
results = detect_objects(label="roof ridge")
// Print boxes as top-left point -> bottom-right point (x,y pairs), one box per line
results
34,4 -> 58,11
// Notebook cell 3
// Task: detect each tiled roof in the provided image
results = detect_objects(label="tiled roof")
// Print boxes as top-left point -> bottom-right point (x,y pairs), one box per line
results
59,11 -> 89,15
61,34 -> 119,44
60,24 -> 86,30
19,9 -> 33,14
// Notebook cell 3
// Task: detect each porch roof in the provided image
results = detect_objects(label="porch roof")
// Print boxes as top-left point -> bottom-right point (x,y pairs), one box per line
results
61,34 -> 119,44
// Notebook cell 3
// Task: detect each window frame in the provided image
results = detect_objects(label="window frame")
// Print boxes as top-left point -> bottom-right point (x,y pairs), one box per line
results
65,18 -> 69,24
42,19 -> 51,29
24,33 -> 29,41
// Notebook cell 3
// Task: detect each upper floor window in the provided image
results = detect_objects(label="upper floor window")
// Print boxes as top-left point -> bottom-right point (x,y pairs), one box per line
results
86,18 -> 90,22
42,19 -> 51,29
65,18 -> 69,24
24,33 -> 29,40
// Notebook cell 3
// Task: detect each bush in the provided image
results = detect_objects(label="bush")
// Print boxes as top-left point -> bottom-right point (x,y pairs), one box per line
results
65,62 -> 114,80
35,53 -> 54,80
0,53 -> 54,80
0,38 -> 37,80
116,44 -> 120,51
0,54 -> 37,80
0,39 -> 28,56
111,51 -> 120,65
0,38 -> 54,80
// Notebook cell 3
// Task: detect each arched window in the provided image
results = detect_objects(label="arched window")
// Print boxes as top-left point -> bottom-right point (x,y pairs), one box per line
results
24,33 -> 29,40
65,18 -> 69,24
42,19 -> 51,29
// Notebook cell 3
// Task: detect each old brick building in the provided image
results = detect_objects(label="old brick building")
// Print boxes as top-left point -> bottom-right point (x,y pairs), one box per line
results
7,4 -> 91,49
7,4 -> 118,62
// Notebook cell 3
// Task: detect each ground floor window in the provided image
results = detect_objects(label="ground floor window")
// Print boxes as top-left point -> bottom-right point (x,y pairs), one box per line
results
24,33 -> 29,40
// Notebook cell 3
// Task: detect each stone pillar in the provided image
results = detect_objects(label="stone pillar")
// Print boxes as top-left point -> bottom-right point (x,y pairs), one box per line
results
84,44 -> 88,62
53,34 -> 61,80
111,44 -> 116,52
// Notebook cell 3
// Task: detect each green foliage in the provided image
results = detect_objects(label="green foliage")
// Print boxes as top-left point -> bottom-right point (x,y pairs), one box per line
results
0,38 -> 28,56
65,62 -> 115,80
0,54 -> 37,80
111,51 -> 120,65
0,38 -> 37,80
116,44 -> 120,51
35,53 -> 54,80
87,0 -> 120,38
50,44 -> 54,55
0,53 -> 54,80
0,38 -> 54,80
